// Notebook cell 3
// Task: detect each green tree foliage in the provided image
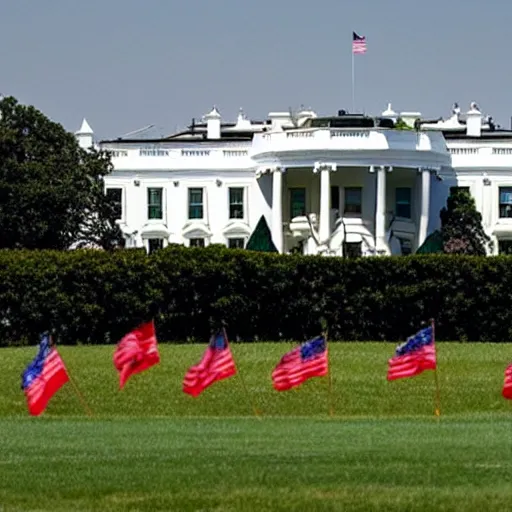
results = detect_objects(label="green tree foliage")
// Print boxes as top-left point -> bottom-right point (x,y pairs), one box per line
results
0,96 -> 122,250
440,187 -> 492,255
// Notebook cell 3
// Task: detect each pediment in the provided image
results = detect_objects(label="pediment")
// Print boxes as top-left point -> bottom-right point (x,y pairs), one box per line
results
141,223 -> 171,238
222,220 -> 252,237
182,221 -> 212,238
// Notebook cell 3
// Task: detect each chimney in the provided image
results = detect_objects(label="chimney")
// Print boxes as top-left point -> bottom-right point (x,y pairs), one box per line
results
204,106 -> 221,139
466,102 -> 482,137
75,118 -> 94,149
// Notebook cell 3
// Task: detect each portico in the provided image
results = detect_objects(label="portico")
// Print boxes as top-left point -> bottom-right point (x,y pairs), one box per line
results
258,164 -> 437,256
251,113 -> 451,256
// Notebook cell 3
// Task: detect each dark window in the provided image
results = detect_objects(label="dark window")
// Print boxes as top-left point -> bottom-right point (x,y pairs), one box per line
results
330,186 -> 340,211
398,238 -> 412,255
148,238 -> 163,254
343,242 -> 362,258
189,188 -> 204,219
289,188 -> 306,218
190,238 -> 205,248
228,238 -> 245,249
344,187 -> 362,214
147,188 -> 163,219
106,188 -> 122,219
499,240 -> 512,254
229,188 -> 244,219
499,187 -> 512,218
395,187 -> 411,218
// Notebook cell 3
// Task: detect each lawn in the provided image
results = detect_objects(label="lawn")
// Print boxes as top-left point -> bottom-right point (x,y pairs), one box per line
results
1,343 -> 512,511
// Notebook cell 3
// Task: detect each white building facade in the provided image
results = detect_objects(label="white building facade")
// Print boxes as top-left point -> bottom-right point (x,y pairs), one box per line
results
78,100 -> 512,257
420,102 -> 512,255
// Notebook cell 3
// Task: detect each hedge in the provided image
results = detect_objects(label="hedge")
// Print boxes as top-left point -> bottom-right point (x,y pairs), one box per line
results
0,245 -> 512,346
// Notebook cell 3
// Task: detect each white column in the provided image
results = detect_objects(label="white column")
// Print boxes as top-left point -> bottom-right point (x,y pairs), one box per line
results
417,168 -> 431,248
375,165 -> 387,251
314,162 -> 337,242
271,167 -> 284,253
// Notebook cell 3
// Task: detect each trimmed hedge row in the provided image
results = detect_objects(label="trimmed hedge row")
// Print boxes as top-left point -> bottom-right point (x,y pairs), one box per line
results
1,245 -> 512,346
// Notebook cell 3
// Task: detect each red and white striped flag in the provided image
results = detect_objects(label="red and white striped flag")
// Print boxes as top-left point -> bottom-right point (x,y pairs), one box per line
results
113,320 -> 160,389
21,334 -> 69,416
272,336 -> 328,391
502,363 -> 512,399
352,32 -> 367,54
183,331 -> 237,397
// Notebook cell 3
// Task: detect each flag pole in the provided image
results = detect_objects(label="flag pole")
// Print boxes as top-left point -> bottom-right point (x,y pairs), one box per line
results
351,40 -> 355,113
324,331 -> 334,417
223,328 -> 261,419
50,335 -> 93,417
431,318 -> 441,417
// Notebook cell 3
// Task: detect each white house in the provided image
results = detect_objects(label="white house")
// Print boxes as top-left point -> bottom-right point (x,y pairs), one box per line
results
76,104 -> 457,257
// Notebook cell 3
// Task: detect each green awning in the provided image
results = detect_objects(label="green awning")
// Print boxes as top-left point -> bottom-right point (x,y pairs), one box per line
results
416,230 -> 443,254
246,216 -> 278,252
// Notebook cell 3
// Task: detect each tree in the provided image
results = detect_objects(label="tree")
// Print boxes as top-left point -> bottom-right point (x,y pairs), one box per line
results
0,96 -> 122,250
439,187 -> 492,255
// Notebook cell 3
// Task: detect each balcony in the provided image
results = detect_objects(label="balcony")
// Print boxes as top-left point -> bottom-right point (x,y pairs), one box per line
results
250,127 -> 450,170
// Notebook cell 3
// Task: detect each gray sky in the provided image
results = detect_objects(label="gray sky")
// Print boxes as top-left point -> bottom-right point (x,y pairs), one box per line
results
0,0 -> 508,139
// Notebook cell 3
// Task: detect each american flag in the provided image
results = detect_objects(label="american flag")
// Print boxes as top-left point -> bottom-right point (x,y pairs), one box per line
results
502,363 -> 512,399
272,336 -> 328,391
21,333 -> 69,416
113,320 -> 160,389
387,326 -> 437,381
183,331 -> 237,397
352,32 -> 367,54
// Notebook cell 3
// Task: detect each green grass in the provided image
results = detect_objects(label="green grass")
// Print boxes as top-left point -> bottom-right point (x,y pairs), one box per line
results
1,343 -> 512,511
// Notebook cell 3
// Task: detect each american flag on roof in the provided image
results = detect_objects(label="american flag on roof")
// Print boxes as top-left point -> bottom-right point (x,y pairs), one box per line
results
387,325 -> 437,381
183,330 -> 237,397
352,32 -> 367,54
21,333 -> 69,416
272,335 -> 328,391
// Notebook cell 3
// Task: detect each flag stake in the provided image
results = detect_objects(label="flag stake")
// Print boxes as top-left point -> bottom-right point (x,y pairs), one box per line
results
223,328 -> 261,419
324,331 -> 334,417
50,335 -> 93,417
431,319 -> 441,417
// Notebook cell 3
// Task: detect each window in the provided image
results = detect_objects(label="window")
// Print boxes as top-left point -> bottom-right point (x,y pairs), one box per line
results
148,238 -> 163,254
344,187 -> 362,214
229,188 -> 244,219
343,242 -> 362,258
190,238 -> 205,248
147,188 -> 163,219
395,187 -> 411,218
398,238 -> 413,255
289,188 -> 306,218
330,186 -> 340,212
106,188 -> 122,220
189,188 -> 204,219
228,238 -> 245,249
499,187 -> 512,218
499,240 -> 512,254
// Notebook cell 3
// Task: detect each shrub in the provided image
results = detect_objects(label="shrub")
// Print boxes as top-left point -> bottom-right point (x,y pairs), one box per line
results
0,245 -> 511,345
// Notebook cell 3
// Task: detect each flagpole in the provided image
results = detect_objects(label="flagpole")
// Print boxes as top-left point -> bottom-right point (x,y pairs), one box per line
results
431,319 -> 441,417
50,335 -> 93,417
324,331 -> 334,417
223,328 -> 261,419
351,44 -> 355,113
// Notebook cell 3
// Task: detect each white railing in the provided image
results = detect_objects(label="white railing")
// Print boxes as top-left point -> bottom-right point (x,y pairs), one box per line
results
251,127 -> 448,156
